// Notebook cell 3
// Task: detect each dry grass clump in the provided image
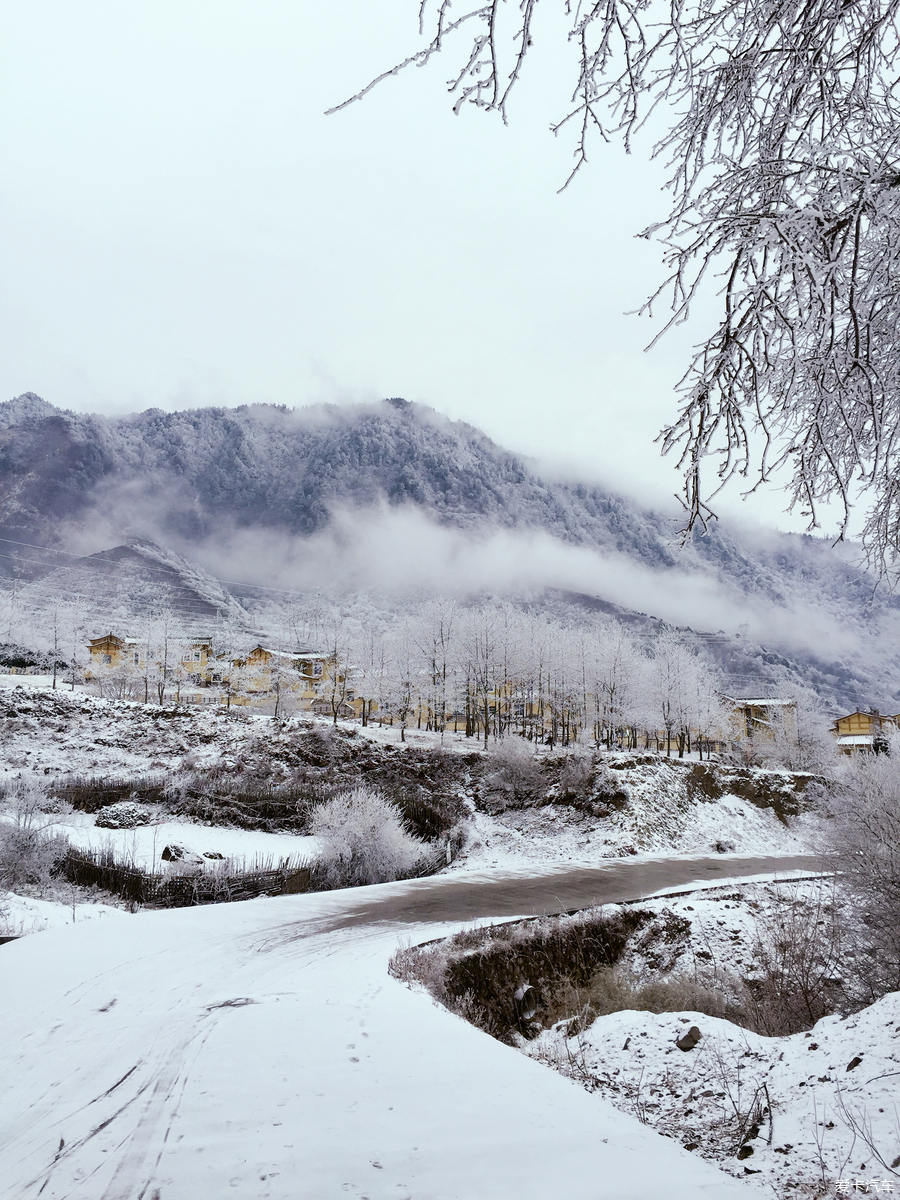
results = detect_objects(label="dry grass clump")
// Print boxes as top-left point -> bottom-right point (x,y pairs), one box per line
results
557,967 -> 734,1037
390,907 -> 653,1043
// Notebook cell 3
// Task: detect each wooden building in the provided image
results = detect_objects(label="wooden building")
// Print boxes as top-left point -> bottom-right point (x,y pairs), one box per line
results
831,709 -> 899,754
723,695 -> 798,746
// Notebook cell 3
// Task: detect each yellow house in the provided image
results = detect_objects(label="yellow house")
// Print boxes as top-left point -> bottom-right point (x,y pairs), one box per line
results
233,646 -> 337,711
89,634 -> 217,680
88,632 -> 224,704
831,709 -> 899,754
179,637 -> 214,679
723,695 -> 798,747
87,633 -> 144,674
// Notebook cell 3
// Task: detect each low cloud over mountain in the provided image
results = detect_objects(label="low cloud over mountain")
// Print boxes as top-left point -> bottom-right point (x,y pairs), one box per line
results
2,392 -> 898,708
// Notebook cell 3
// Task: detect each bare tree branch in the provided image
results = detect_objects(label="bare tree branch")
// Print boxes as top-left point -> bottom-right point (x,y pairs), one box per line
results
333,0 -> 900,576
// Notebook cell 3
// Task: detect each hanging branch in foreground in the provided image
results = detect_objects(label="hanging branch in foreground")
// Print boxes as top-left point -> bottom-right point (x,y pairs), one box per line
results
331,0 -> 900,575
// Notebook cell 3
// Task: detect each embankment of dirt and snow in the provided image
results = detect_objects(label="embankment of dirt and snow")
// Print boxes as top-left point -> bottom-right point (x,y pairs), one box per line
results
528,882 -> 900,1196
459,752 -> 826,869
530,991 -> 900,1196
393,879 -> 899,1198
0,686 -> 828,933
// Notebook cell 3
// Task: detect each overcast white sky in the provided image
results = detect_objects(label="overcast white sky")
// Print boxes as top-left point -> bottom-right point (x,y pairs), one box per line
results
0,1 -> 841,533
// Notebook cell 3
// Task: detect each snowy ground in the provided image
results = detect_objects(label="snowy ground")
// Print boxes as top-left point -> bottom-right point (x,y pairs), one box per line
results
530,996 -> 900,1196
0,674 -> 61,689
0,686 -> 826,945
513,881 -> 900,1197
0,685 -> 269,778
0,863 -> 785,1200
0,679 -> 473,777
57,811 -> 320,872
0,889 -> 127,937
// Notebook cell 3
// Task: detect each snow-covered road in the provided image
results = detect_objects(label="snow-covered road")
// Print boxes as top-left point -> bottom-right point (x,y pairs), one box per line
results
0,854 -> 822,1200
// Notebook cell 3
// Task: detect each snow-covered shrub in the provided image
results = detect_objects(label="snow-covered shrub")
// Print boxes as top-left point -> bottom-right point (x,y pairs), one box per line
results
309,785 -> 431,889
484,737 -> 543,810
0,779 -> 69,894
95,800 -> 157,829
557,753 -> 594,802
830,738 -> 900,997
742,879 -> 852,1034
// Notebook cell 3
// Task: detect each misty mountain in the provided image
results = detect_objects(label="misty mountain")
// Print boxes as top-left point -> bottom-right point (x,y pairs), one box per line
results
0,392 -> 875,596
13,542 -> 249,629
0,392 -> 675,568
1,392 -> 898,709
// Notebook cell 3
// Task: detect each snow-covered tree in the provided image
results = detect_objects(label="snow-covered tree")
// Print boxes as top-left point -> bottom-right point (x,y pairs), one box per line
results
409,598 -> 457,734
321,622 -> 354,725
592,621 -> 643,749
638,631 -> 719,757
380,625 -> 418,742
831,736 -> 900,996
457,603 -> 522,747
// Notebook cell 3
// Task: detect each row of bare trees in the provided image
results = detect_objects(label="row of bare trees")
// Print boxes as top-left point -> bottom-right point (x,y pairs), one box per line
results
338,600 -> 738,754
5,588 -> 826,760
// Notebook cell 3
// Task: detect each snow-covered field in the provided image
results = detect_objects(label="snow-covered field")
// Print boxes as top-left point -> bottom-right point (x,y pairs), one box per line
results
0,889 -> 126,936
0,683 -> 269,778
0,674 -> 59,689
0,868 -> 775,1200
2,682 -> 886,1197
57,812 -> 319,873
0,684 -> 827,937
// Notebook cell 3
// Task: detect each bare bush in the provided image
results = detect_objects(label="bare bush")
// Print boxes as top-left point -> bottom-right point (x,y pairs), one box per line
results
309,785 -> 432,889
557,753 -> 595,803
742,880 -> 852,1035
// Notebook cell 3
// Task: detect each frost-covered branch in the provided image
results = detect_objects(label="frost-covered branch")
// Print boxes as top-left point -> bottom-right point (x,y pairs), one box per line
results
337,0 -> 900,574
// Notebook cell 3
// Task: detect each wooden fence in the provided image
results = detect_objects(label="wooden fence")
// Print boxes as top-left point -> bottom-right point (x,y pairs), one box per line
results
61,847 -> 311,908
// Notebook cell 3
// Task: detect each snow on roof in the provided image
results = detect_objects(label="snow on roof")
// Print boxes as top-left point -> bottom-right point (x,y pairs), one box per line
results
834,709 -> 900,720
252,646 -> 326,661
836,735 -> 874,745
723,696 -> 796,706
